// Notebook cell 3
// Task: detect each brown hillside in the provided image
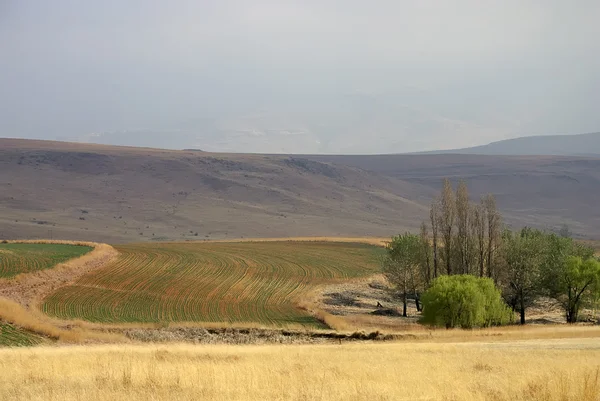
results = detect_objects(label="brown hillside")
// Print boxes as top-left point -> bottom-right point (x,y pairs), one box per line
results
0,139 -> 432,243
2,139 -> 599,242
306,154 -> 600,237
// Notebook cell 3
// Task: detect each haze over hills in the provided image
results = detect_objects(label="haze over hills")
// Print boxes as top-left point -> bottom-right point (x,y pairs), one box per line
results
4,2 -> 600,155
416,132 -> 600,156
1,138 -> 599,242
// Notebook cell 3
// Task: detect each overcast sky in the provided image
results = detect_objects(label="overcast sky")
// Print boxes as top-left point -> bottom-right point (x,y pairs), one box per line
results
1,1 -> 599,153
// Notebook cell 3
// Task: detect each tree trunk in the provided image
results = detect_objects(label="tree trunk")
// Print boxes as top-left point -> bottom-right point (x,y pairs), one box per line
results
415,293 -> 421,312
518,290 -> 526,324
566,306 -> 579,323
566,288 -> 578,323
402,293 -> 407,317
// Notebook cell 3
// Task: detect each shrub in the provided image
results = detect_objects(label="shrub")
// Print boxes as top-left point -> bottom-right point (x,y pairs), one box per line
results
421,275 -> 513,328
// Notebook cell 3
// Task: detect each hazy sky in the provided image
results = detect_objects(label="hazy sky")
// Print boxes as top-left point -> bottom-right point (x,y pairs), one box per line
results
1,1 -> 600,153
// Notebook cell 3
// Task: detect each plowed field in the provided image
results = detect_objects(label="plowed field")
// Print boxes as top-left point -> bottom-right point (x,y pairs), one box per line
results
0,243 -> 93,278
42,242 -> 383,326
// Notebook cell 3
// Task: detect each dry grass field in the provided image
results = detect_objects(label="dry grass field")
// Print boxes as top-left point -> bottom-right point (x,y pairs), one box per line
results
41,241 -> 384,326
1,334 -> 600,401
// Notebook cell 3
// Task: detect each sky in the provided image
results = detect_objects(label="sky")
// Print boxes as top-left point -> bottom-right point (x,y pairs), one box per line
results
1,0 -> 600,154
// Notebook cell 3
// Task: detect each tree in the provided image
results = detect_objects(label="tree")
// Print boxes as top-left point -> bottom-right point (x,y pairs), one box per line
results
439,179 -> 455,275
455,181 -> 471,274
482,194 -> 501,281
419,222 -> 432,289
558,224 -> 572,238
430,200 -> 440,279
472,203 -> 487,277
382,233 -> 422,317
545,255 -> 600,323
421,275 -> 513,329
500,228 -> 545,324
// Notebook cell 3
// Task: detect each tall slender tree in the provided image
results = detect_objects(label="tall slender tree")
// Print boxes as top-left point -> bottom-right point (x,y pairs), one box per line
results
430,200 -> 440,279
455,181 -> 470,274
473,202 -> 487,277
483,194 -> 501,281
439,179 -> 455,275
419,221 -> 432,288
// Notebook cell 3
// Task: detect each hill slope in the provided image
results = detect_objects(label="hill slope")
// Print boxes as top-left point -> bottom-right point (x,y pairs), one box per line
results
2,139 -> 600,241
0,139 -> 432,243
420,132 -> 600,156
305,153 -> 600,238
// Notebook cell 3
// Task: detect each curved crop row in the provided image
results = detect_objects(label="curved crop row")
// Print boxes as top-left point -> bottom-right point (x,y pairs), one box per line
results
0,243 -> 93,278
42,242 -> 383,327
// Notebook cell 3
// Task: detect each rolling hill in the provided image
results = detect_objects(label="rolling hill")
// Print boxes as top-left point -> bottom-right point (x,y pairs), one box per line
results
0,139 -> 432,243
418,132 -> 600,156
302,153 -> 600,238
1,138 -> 599,241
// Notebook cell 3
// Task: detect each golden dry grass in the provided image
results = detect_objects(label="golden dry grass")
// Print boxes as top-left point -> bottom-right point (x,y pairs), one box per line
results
0,297 -> 125,343
0,337 -> 599,401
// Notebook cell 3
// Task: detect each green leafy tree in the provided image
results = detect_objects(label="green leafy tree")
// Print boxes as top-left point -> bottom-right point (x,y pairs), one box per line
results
421,275 -> 513,329
539,232 -> 597,323
382,233 -> 422,317
500,228 -> 546,324
545,256 -> 600,323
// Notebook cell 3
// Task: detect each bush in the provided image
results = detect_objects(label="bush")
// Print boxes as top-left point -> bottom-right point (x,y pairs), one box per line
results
421,275 -> 513,329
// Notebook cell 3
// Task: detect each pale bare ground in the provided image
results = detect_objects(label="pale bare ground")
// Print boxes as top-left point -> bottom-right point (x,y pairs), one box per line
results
1,338 -> 600,401
308,271 -> 598,332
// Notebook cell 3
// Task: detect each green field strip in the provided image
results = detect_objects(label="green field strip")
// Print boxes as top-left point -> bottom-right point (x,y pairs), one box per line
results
0,322 -> 45,347
0,243 -> 93,278
41,242 -> 384,326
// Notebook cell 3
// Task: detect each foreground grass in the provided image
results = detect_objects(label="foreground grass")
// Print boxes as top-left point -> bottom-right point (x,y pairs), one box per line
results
42,241 -> 384,326
0,243 -> 93,278
0,338 -> 599,401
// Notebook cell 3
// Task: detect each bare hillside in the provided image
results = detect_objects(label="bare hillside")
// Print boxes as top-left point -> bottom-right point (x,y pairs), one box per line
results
2,139 -> 599,242
0,139 -> 432,243
306,154 -> 600,238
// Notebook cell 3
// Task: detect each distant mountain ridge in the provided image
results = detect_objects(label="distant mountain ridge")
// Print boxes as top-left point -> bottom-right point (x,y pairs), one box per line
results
419,132 -> 600,156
